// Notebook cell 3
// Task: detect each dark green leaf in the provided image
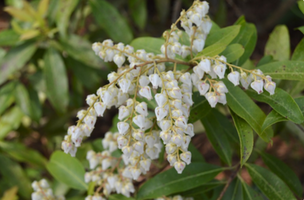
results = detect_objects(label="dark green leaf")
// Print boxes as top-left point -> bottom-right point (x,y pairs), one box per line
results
295,96 -> 304,116
265,25 -> 290,61
155,0 -> 169,23
128,0 -> 147,30
136,163 -> 223,199
92,138 -> 104,152
0,82 -> 16,116
232,17 -> 257,66
0,29 -> 19,46
278,80 -> 304,97
291,38 -> 304,61
246,163 -> 296,200
188,92 -> 211,123
188,143 -> 205,162
130,37 -> 164,54
240,179 -> 264,200
261,110 -> 287,132
257,55 -> 274,67
201,111 -> 232,165
46,151 -> 87,190
223,79 -> 273,142
44,48 -> 69,113
221,44 -> 244,63
246,88 -> 304,124
0,154 -> 31,198
222,179 -> 243,200
0,40 -> 36,84
230,110 -> 253,166
260,153 -> 302,196
90,0 -> 133,43
109,194 -> 135,200
0,107 -> 23,139
180,180 -> 225,197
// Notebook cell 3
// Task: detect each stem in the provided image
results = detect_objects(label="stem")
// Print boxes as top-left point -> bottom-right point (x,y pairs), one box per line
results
217,163 -> 240,200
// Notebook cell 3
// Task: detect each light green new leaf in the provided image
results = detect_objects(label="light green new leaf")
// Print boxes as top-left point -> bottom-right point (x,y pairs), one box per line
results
298,1 -> 304,14
201,111 -> 232,166
246,88 -> 304,124
128,0 -> 147,30
0,82 -> 16,116
246,164 -> 296,200
298,26 -> 304,34
136,163 -> 222,199
258,61 -> 304,81
291,38 -> 304,61
265,25 -> 290,61
90,0 -> 133,43
46,151 -> 87,190
223,80 -> 273,142
0,106 -> 23,140
230,110 -> 253,167
109,194 -> 135,200
260,153 -> 302,196
221,44 -> 244,63
44,48 -> 69,113
130,37 -> 164,54
261,110 -> 287,132
232,17 -> 257,66
0,154 -> 31,198
0,40 -> 36,85
0,29 -> 19,46
188,92 -> 211,123
198,43 -> 227,57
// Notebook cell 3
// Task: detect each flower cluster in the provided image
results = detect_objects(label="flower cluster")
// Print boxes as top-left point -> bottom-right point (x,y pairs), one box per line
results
156,196 -> 194,200
61,0 -> 276,198
31,179 -> 65,200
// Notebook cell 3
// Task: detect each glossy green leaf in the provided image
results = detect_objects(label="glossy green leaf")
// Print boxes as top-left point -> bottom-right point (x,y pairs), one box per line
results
0,82 -> 16,116
128,0 -> 147,30
0,29 -> 19,46
0,106 -> 23,140
130,37 -> 164,54
205,25 -> 241,47
0,40 -> 36,85
246,164 -> 296,200
109,194 -> 135,200
258,61 -> 304,80
0,154 -> 31,198
240,179 -> 264,200
265,25 -> 290,61
295,96 -> 304,116
0,141 -> 47,168
291,38 -> 304,61
46,151 -> 87,190
221,44 -> 244,63
230,110 -> 253,166
56,0 -> 79,38
256,55 -> 274,67
298,1 -> 304,14
232,17 -> 257,66
201,111 -> 232,165
222,179 -> 243,200
246,88 -> 304,124
44,48 -> 69,113
188,143 -> 205,162
223,79 -> 273,142
261,110 -> 287,132
199,43 -> 227,57
188,92 -> 211,123
260,153 -> 302,196
136,163 -> 222,199
90,0 -> 133,43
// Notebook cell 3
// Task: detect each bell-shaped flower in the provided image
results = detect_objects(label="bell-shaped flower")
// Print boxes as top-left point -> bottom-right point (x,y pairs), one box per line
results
94,102 -> 106,117
135,102 -> 148,116
113,54 -> 125,68
193,65 -> 204,79
181,84 -> 192,93
191,73 -> 200,85
172,99 -> 183,109
119,78 -> 131,93
122,146 -> 133,158
198,59 -> 211,73
86,94 -> 97,106
240,72 -> 253,89
251,80 -> 264,94
213,64 -> 226,79
228,71 -> 240,86
122,167 -> 133,179
180,151 -> 192,164
117,91 -> 129,106
155,93 -> 167,106
172,109 -> 183,118
171,134 -> 183,147
145,134 -> 157,148
181,45 -> 191,58
264,81 -> 276,95
190,12 -> 202,26
158,120 -> 171,131
182,93 -> 194,106
217,93 -> 227,105
139,75 -> 150,87
117,122 -> 130,135
84,115 -> 96,129
102,158 -> 112,170
133,141 -> 144,154
160,131 -> 172,144
132,129 -> 145,141
131,168 -> 141,180
117,136 -> 128,149
139,86 -> 153,100
197,81 -> 209,95
145,147 -> 159,159
118,106 -> 130,120
81,124 -> 93,137
166,142 -> 177,154
174,161 -> 186,174
155,106 -> 168,121
175,116 -> 188,130
182,135 -> 191,150
214,81 -> 228,93
167,154 -> 177,166
205,92 -> 218,108
185,124 -> 194,137
133,115 -> 146,129
192,39 -> 205,53
169,87 -> 182,99
140,159 -> 151,171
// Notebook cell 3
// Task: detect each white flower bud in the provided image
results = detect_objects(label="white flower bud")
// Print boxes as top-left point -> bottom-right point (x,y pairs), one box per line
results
264,81 -> 276,95
240,72 -> 253,89
117,122 -> 130,135
86,94 -> 97,106
140,159 -> 151,171
145,147 -> 159,159
135,102 -> 148,116
155,93 -> 167,106
185,124 -> 194,137
199,59 -> 211,73
180,151 -> 192,164
169,87 -> 182,99
205,92 -> 218,108
113,54 -> 125,68
122,146 -> 133,157
166,142 -> 177,154
174,161 -> 186,174
158,120 -> 171,131
182,93 -> 194,106
251,80 -> 264,94
94,102 -> 106,117
167,154 -> 177,166
118,106 -> 130,120
175,116 -> 188,130
197,81 -> 209,95
133,141 -> 144,154
139,75 -> 150,87
217,93 -> 227,105
228,71 -> 240,86
131,168 -> 142,180
192,39 -> 205,53
160,131 -> 172,144
215,81 -> 228,93
117,136 -> 128,149
155,106 -> 168,121
213,64 -> 226,79
118,78 -> 131,93
191,73 -> 200,85
139,86 -> 153,100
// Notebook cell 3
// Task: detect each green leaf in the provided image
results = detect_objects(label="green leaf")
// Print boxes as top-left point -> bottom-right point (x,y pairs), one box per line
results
0,40 -> 36,85
128,0 -> 147,30
56,0 -> 79,38
188,92 -> 211,123
223,79 -> 273,142
44,48 -> 69,113
298,0 -> 304,14
0,82 -> 16,116
199,43 -> 227,57
260,153 -> 302,196
240,179 -> 264,200
155,0 -> 169,23
188,143 -> 205,162
130,37 -> 164,54
180,180 -> 225,197
0,154 -> 31,198
46,151 -> 87,190
221,44 -> 244,63
261,110 -> 287,132
201,111 -> 232,165
0,141 -> 47,168
295,96 -> 304,116
222,179 -> 243,200
291,38 -> 304,61
230,110 -> 253,166
257,55 -> 274,67
92,138 -> 104,152
0,106 -> 23,140
246,163 -> 296,200
265,25 -> 290,61
0,29 -> 19,46
232,17 -> 257,66
258,61 -> 304,80
90,0 -> 133,43
246,88 -> 304,124
136,163 -> 223,199
109,194 -> 135,200
298,26 -> 304,34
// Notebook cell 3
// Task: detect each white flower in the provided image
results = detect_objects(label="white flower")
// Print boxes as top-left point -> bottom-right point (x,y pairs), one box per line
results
215,81 -> 228,93
192,39 -> 205,53
167,154 -> 177,166
205,92 -> 218,108
169,87 -> 182,99
119,78 -> 131,93
117,136 -> 128,149
181,45 -> 191,58
133,141 -> 144,154
145,146 -> 159,159
131,168 -> 141,180
160,131 -> 172,144
122,146 -> 133,157
174,161 -> 186,174
175,116 -> 188,130
217,93 -> 227,105
182,93 -> 194,106
118,106 -> 130,120
113,54 -> 125,68
133,115 -> 146,129
228,71 -> 240,86
198,59 -> 211,73
140,159 -> 151,171
155,107 -> 168,121
171,134 -> 183,147
185,124 -> 194,137
213,64 -> 226,79
139,75 -> 150,87
139,86 -> 153,100
145,134 -> 157,148
251,80 -> 264,94
117,122 -> 130,135
240,72 -> 253,89
94,102 -> 106,117
193,65 -> 204,79
180,72 -> 192,86
180,151 -> 192,164
197,81 -> 209,95
135,102 -> 148,116
264,81 -> 276,95
86,94 -> 97,106
155,93 -> 167,106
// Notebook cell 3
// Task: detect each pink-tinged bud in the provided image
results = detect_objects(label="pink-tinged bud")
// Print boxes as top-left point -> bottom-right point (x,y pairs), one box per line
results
180,151 -> 192,164
174,161 -> 186,174
251,80 -> 264,94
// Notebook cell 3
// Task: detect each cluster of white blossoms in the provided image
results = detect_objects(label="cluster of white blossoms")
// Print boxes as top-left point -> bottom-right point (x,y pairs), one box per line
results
61,0 -> 276,198
31,179 -> 65,200
156,196 -> 194,200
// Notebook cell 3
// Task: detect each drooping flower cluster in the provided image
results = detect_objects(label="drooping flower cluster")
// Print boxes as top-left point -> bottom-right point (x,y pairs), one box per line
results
31,179 -> 65,200
156,196 -> 194,200
61,0 -> 276,198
